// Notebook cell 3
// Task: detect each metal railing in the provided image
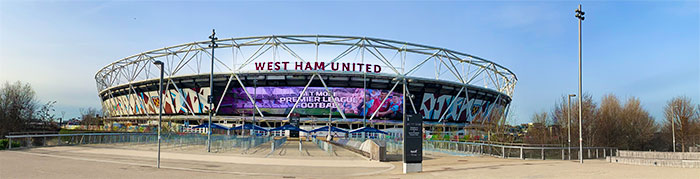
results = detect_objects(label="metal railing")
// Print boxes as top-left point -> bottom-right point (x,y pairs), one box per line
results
270,137 -> 287,154
423,140 -> 617,160
4,133 -> 275,153
5,133 -> 156,149
311,137 -> 337,155
350,138 -> 616,160
5,132 -> 616,160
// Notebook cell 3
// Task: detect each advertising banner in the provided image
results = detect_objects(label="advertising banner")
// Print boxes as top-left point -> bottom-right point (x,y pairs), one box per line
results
218,87 -> 404,120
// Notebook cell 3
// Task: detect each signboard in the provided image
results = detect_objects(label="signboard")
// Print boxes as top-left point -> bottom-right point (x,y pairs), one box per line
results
403,114 -> 423,163
289,113 -> 300,138
219,87 -> 404,120
255,61 -> 382,73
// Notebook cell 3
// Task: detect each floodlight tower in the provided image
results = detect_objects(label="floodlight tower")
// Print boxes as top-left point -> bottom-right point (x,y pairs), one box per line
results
575,4 -> 585,164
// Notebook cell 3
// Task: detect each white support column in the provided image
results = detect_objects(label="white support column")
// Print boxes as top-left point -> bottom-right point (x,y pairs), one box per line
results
233,74 -> 265,118
438,86 -> 465,123
316,73 -> 347,120
214,73 -> 236,115
168,79 -> 197,116
368,80 -> 401,121
287,74 -> 317,119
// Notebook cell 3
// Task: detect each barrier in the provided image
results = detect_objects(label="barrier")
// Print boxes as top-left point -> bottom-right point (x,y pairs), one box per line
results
4,133 -> 274,153
422,140 -> 615,160
607,150 -> 700,168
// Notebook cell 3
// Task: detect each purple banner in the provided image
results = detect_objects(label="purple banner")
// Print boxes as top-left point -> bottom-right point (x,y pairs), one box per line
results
218,87 -> 403,119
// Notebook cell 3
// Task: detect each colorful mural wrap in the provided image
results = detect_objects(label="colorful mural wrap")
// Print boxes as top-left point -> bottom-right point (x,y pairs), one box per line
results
218,87 -> 404,120
102,86 -> 505,124
102,88 -> 210,116
419,93 -> 504,122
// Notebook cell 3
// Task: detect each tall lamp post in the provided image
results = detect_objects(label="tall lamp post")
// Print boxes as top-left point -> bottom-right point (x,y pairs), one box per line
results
567,94 -> 576,160
671,106 -> 678,152
252,79 -> 257,136
575,4 -> 585,164
207,29 -> 218,152
153,60 -> 164,168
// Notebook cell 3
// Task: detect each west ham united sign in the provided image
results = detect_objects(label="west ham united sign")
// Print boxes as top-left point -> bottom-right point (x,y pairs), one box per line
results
255,61 -> 382,73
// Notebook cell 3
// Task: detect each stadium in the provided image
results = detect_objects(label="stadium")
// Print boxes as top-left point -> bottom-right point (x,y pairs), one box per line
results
94,35 -> 517,135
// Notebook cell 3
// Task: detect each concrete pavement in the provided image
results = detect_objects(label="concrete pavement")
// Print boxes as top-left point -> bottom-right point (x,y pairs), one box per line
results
2,146 -> 699,178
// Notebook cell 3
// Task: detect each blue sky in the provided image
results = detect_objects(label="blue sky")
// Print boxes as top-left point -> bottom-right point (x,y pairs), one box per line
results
1,1 -> 698,124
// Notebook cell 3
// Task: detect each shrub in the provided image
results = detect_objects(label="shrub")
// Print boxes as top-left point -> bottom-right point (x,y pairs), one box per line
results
0,139 -> 21,149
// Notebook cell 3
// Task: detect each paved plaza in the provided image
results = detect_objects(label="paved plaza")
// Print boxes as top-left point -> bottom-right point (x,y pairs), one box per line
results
1,145 -> 698,178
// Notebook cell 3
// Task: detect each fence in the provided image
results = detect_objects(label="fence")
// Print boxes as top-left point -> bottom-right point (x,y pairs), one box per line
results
5,132 -> 616,160
353,138 -> 616,160
4,133 -> 274,153
423,140 -> 616,160
270,137 -> 287,154
5,133 -> 156,149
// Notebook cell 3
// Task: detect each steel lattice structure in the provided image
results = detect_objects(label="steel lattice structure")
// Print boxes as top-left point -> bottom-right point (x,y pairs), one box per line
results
95,35 -> 517,126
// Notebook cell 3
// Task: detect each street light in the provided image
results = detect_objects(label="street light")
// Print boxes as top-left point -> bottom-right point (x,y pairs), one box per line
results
575,4 -> 585,164
153,60 -> 164,168
671,106 -> 679,152
567,94 -> 576,160
252,78 -> 257,136
207,29 -> 218,153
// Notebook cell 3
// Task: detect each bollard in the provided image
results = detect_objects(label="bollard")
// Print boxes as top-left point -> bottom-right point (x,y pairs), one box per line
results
603,148 -> 606,157
299,140 -> 302,152
596,149 -> 599,158
562,149 -> 565,160
7,138 -> 11,149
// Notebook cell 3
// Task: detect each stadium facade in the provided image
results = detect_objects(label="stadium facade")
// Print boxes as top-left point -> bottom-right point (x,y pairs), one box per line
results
95,35 -> 517,129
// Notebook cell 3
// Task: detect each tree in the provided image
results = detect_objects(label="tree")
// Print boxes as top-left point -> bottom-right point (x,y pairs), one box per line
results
526,111 -> 550,144
36,101 -> 57,126
663,96 -> 700,152
532,111 -> 549,125
554,93 -> 658,150
593,94 -> 623,148
0,81 -> 38,137
552,95 -> 575,145
620,97 -> 657,150
80,108 -> 101,130
564,93 -> 597,147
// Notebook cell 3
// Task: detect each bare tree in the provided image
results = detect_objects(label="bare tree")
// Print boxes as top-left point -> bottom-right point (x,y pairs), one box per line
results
532,111 -> 549,125
594,94 -> 623,148
552,95 -> 574,145
663,96 -> 700,152
80,108 -> 102,130
526,111 -> 550,144
36,101 -> 57,126
569,93 -> 598,147
620,97 -> 657,150
0,81 -> 38,137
